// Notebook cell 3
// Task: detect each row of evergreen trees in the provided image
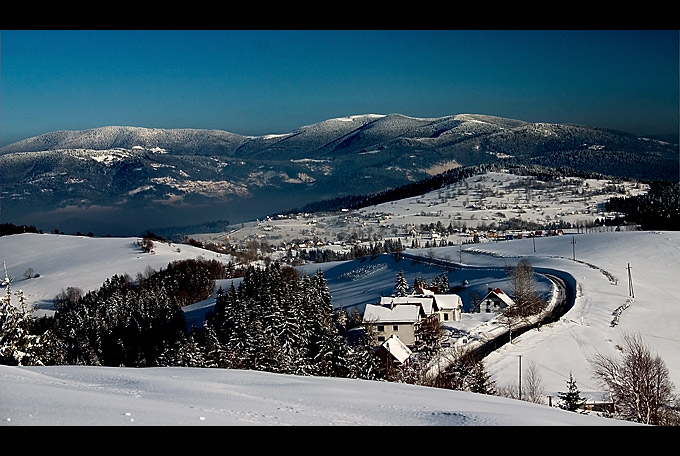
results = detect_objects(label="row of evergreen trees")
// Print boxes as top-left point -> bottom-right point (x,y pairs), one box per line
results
1,258 -> 380,380
201,262 -> 378,377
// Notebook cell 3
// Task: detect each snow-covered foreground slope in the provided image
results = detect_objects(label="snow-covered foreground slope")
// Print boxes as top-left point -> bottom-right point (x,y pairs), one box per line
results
0,364 -> 638,426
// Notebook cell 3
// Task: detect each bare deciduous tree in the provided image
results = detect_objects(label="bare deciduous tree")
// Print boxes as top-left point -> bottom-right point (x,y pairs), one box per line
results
524,360 -> 546,404
590,332 -> 678,425
500,259 -> 546,342
506,259 -> 546,317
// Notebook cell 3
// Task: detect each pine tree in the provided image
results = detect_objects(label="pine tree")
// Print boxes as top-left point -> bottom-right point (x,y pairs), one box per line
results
412,276 -> 426,293
201,322 -> 230,368
348,326 -> 379,380
467,361 -> 497,395
173,330 -> 205,367
395,269 -> 409,297
440,274 -> 450,293
558,372 -> 587,412
430,275 -> 442,293
0,264 -> 47,366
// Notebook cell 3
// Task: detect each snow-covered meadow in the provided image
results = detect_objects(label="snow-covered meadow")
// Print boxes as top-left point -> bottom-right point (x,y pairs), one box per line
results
1,228 -> 677,425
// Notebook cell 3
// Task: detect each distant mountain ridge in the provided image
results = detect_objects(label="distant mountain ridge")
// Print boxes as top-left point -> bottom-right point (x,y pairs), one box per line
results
1,113 -> 677,236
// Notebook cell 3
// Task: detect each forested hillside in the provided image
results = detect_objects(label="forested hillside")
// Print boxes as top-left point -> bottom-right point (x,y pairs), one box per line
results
606,181 -> 680,229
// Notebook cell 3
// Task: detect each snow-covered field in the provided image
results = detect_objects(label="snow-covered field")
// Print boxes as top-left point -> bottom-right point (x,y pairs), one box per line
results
0,363 -> 637,426
0,233 -> 234,317
1,228 -> 677,425
197,171 -> 647,251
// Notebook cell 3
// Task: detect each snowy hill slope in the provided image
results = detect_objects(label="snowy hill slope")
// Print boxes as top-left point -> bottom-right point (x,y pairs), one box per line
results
0,233 -> 234,316
431,230 -> 680,400
0,364 -> 639,426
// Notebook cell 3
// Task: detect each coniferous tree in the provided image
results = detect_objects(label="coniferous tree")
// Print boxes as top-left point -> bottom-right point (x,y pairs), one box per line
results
199,323 -> 229,368
440,274 -> 450,293
395,269 -> 409,297
174,329 -> 205,367
430,275 -> 442,293
558,372 -> 586,412
441,348 -> 495,394
0,270 -> 47,366
412,276 -> 426,293
347,325 -> 379,380
467,361 -> 497,395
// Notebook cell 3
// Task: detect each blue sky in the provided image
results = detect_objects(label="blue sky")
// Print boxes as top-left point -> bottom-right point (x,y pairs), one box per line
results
1,29 -> 677,146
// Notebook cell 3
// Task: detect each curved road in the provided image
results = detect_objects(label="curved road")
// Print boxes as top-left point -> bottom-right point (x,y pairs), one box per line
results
474,272 -> 573,359
401,253 -> 577,360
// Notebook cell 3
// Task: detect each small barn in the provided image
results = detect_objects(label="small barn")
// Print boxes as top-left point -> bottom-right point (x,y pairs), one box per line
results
374,334 -> 412,369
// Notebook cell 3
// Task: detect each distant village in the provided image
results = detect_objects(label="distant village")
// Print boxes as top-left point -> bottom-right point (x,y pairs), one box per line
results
190,171 -> 645,268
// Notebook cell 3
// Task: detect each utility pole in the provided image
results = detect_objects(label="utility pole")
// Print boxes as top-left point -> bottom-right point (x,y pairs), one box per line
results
627,263 -> 635,298
532,235 -> 536,253
518,355 -> 523,400
571,236 -> 576,261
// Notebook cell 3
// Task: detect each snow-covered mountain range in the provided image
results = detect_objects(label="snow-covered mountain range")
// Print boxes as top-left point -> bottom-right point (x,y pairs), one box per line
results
1,113 -> 676,236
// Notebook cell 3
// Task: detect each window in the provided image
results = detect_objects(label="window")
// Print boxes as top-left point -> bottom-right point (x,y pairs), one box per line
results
378,336 -> 385,342
393,325 -> 399,331
443,313 -> 449,321
377,325 -> 384,332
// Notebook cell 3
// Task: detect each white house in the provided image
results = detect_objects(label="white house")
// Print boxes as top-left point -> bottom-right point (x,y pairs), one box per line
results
364,291 -> 463,347
473,287 -> 515,313
432,294 -> 463,322
363,302 -> 422,346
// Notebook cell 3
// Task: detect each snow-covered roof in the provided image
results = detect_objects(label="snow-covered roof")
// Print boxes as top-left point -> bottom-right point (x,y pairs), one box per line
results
484,288 -> 515,306
378,334 -> 412,363
378,295 -> 434,314
433,294 -> 462,310
363,303 -> 420,323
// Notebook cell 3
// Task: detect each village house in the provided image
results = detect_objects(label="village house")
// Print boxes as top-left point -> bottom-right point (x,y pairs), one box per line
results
363,291 -> 463,348
363,300 -> 423,346
374,334 -> 413,370
472,287 -> 515,313
433,294 -> 463,322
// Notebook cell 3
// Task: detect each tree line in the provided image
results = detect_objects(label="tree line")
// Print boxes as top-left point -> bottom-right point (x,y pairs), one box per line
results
606,181 -> 679,230
0,258 -> 380,380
